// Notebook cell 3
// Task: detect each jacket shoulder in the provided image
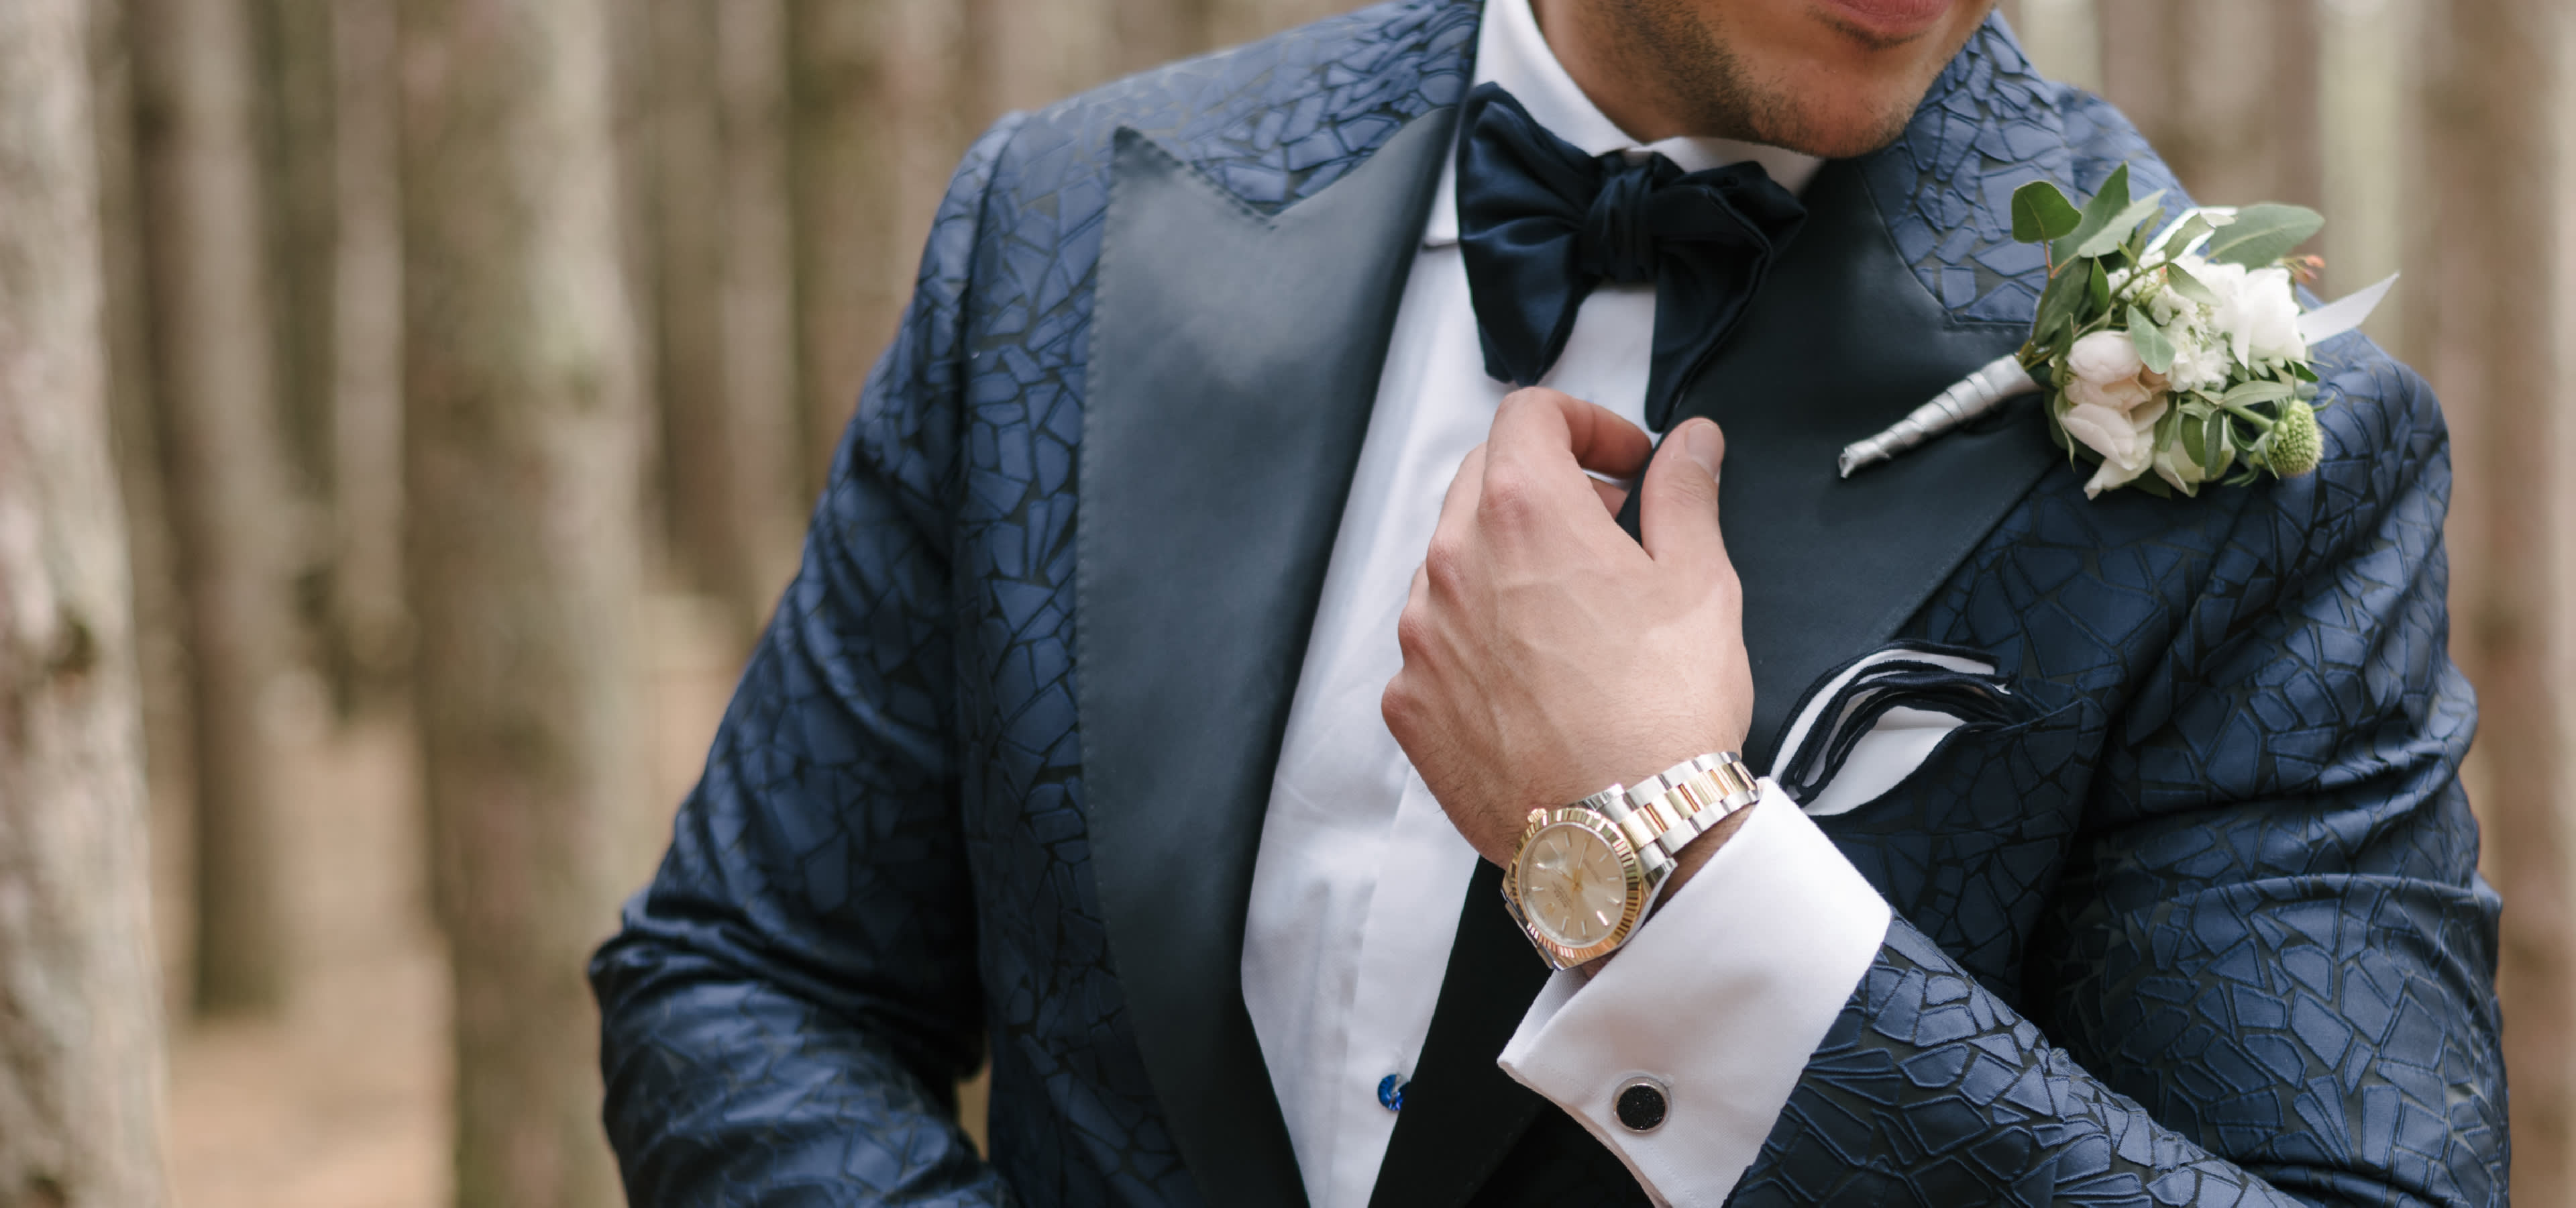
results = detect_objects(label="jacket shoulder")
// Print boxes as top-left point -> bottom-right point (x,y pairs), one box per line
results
994,0 -> 1477,214
1862,18 -> 2186,327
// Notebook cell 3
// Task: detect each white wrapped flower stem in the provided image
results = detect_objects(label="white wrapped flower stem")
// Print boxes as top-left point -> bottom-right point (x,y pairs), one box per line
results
1837,354 -> 2041,479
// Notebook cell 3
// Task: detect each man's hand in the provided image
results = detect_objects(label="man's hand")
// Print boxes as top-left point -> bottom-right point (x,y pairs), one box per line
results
1382,387 -> 1754,868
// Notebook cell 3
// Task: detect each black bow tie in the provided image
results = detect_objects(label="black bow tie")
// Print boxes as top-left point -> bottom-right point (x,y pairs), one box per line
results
1453,82 -> 1806,429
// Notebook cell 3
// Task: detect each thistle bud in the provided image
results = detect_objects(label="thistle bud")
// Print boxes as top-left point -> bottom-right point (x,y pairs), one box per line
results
2267,399 -> 2322,476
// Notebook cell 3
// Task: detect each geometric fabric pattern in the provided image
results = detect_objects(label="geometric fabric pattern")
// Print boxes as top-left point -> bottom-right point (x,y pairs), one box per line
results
590,3 -> 2508,1203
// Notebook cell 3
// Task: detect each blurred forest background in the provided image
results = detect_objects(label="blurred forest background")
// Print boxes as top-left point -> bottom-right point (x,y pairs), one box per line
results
1,0 -> 2571,1205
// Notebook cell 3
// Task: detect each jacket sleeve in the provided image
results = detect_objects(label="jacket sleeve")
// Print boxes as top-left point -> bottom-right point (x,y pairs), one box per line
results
1725,351 -> 2508,1206
589,112 -> 1027,1207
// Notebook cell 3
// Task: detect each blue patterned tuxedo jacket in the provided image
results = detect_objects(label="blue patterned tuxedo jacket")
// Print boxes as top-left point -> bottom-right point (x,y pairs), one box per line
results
589,3 -> 2509,1204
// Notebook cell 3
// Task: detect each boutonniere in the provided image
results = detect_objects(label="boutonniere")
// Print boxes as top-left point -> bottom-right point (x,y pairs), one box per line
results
1837,164 -> 2395,497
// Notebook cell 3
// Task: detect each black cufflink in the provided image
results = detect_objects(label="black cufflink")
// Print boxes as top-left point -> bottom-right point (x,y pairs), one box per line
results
1614,1076 -> 1668,1133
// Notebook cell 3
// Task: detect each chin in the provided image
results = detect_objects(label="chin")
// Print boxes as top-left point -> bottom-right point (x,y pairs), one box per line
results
1728,3 -> 1990,158
1747,89 -> 1924,158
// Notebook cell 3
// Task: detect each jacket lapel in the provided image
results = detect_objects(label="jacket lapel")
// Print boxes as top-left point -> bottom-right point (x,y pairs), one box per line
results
1374,148 -> 2058,1207
1077,109 -> 1456,1206
1635,155 -> 2054,771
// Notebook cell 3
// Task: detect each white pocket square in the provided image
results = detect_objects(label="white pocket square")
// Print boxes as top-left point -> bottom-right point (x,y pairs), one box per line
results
1774,641 -> 2023,817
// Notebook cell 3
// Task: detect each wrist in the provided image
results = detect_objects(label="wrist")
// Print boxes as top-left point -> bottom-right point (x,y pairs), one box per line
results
1578,795 -> 1756,975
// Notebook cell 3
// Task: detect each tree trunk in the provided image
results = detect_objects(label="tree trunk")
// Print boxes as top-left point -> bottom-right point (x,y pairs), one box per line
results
2009,0 -> 2102,94
637,0 -> 806,640
2422,0 -> 2573,1198
607,1 -> 663,541
329,0 -> 411,703
2095,0 -> 2320,208
642,0 -> 729,601
2316,0 -> 2416,327
787,0 -> 898,486
255,0 -> 338,532
85,0 -> 198,1021
714,0 -> 808,619
0,4 -> 173,1204
1208,0 -> 1352,50
129,0 -> 301,1017
969,0 -> 1122,116
396,0 -> 645,1202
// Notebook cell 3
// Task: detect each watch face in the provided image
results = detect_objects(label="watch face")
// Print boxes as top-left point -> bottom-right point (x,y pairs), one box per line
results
1515,821 -> 1631,950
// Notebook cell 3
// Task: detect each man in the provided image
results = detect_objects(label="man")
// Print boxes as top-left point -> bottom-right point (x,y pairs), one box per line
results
590,0 -> 2508,1203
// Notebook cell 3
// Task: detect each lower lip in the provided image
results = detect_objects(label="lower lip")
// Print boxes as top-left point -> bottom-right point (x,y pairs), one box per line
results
1813,0 -> 1953,40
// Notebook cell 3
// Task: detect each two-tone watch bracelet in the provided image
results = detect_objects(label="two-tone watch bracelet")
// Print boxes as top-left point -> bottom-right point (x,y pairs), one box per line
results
1598,752 -> 1762,876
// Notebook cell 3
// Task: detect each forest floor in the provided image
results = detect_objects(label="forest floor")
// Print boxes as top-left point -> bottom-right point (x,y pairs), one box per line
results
158,591 -> 749,1208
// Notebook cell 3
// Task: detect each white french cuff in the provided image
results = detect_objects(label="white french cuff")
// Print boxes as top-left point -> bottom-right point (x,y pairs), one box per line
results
1494,780 -> 1892,1207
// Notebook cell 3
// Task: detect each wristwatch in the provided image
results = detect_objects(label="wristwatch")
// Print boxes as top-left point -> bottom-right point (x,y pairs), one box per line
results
1501,752 -> 1761,970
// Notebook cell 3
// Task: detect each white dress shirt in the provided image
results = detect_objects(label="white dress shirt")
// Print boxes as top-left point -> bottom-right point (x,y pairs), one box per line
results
1240,1 -> 1892,1204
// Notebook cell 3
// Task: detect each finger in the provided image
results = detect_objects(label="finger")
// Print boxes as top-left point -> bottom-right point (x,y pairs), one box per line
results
1638,418 -> 1731,572
1427,442 -> 1489,576
1588,474 -> 1628,515
1490,387 -> 1652,481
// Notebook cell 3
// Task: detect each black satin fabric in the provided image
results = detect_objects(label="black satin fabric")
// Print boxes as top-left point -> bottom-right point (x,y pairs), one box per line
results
1453,82 -> 1806,428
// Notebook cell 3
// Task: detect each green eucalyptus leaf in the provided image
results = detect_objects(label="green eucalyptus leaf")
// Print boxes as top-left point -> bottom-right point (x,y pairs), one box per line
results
2034,256 -> 2092,341
2127,307 -> 2175,374
2199,410 -> 2230,477
2225,467 -> 2261,486
2051,164 -> 2131,262
2223,379 -> 2295,407
2163,259 -> 2218,305
2161,213 -> 2218,259
2011,181 -> 2083,244
2181,410 -> 2206,463
2153,401 -> 2184,448
2204,203 -> 2325,266
2076,192 -> 2169,258
2087,258 -> 2111,313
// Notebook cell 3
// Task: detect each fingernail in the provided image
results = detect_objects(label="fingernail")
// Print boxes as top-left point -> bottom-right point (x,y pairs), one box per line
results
1684,421 -> 1723,480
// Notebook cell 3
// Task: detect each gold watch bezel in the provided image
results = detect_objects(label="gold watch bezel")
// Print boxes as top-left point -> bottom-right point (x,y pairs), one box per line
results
1505,805 -> 1652,968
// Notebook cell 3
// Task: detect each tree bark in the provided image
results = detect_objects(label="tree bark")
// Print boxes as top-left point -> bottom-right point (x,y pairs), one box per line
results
714,0 -> 808,620
85,0 -> 198,1021
2420,0 -> 2573,1199
2095,0 -> 2321,208
396,0 -> 645,1202
2316,0 -> 2416,323
787,0 -> 898,486
0,3 -> 174,1203
329,0 -> 411,703
641,0 -> 746,615
636,0 -> 808,639
256,0 -> 339,522
129,0 -> 302,1017
968,0 -> 1122,115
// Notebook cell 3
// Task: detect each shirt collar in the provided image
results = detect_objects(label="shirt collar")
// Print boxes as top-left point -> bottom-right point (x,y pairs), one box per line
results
1422,0 -> 1821,246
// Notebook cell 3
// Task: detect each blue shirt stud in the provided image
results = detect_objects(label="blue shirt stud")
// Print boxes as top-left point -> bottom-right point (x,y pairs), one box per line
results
1377,1074 -> 1408,1112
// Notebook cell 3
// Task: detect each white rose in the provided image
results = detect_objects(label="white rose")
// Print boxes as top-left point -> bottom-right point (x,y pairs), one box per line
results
2182,255 -> 2308,367
2064,374 -> 2152,415
2228,265 -> 2307,364
2066,330 -> 2145,389
2061,395 -> 2167,497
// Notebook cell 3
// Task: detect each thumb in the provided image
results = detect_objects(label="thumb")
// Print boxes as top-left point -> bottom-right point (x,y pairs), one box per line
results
1638,418 -> 1729,568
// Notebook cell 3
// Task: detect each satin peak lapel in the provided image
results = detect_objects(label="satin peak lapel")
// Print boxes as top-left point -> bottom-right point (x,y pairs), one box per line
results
1625,156 -> 2055,771
1077,110 -> 1454,1207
